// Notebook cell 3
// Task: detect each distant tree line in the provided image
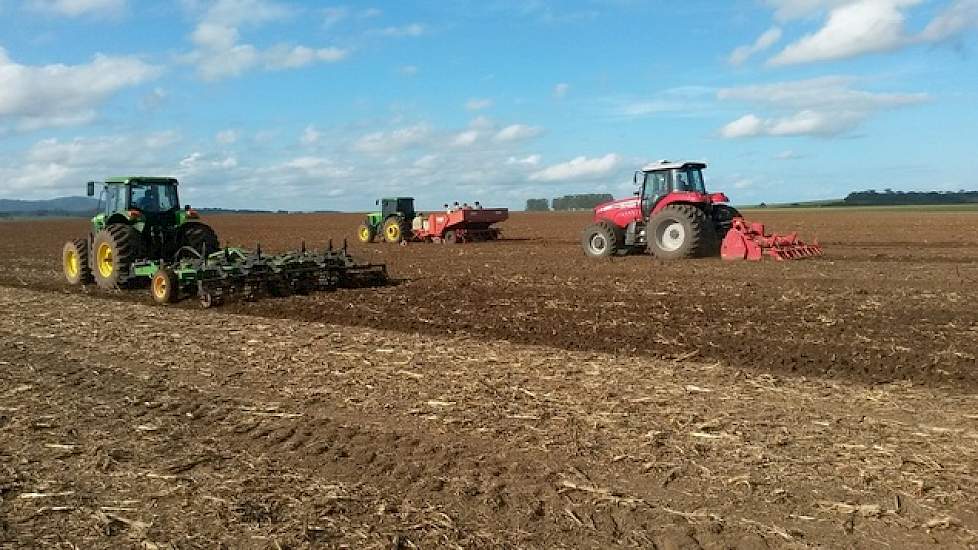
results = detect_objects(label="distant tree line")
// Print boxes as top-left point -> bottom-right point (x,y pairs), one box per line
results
525,194 -> 614,211
844,189 -> 978,206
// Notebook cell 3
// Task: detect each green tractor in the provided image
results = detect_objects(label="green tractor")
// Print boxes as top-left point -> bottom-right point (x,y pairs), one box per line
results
357,197 -> 415,243
62,177 -> 220,297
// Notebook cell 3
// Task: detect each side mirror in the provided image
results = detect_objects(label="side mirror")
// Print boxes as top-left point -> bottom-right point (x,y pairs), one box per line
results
632,190 -> 640,197
633,171 -> 641,185
375,199 -> 379,206
185,204 -> 191,211
86,181 -> 95,197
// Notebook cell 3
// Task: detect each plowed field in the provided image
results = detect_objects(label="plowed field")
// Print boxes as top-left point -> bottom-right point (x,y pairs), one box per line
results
1,209 -> 977,548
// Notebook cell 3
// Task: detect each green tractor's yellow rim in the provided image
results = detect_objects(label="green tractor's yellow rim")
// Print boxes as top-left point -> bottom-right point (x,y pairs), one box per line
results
65,249 -> 79,278
386,224 -> 400,240
97,243 -> 114,278
152,274 -> 167,299
359,226 -> 371,242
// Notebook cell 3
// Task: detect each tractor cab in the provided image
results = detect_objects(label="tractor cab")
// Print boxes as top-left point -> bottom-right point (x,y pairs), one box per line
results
635,161 -> 723,217
379,197 -> 416,220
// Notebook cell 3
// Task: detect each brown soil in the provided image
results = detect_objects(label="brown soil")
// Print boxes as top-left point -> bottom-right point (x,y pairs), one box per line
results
4,211 -> 977,389
1,210 -> 978,548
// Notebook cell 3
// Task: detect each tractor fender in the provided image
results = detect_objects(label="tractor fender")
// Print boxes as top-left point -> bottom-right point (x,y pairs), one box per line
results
649,194 -> 712,216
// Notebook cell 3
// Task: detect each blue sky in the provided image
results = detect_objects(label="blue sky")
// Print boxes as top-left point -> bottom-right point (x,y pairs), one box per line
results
0,0 -> 976,210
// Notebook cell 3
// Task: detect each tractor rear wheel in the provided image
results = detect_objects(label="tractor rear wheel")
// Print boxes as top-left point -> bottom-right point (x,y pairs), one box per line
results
178,222 -> 220,258
92,224 -> 144,289
62,238 -> 93,285
383,217 -> 408,243
151,268 -> 179,304
582,221 -> 622,258
647,205 -> 710,260
358,223 -> 376,243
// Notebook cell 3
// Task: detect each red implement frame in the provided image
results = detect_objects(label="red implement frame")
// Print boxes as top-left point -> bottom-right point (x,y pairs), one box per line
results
415,208 -> 509,243
721,218 -> 823,261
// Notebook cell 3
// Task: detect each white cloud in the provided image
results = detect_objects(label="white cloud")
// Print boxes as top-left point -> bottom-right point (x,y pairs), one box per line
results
373,23 -> 425,37
553,83 -> 569,99
493,124 -> 542,142
216,129 -> 238,144
465,98 -> 493,111
398,65 -> 418,76
507,154 -> 541,166
529,154 -> 620,182
184,1 -> 349,80
452,130 -> 480,147
775,149 -> 802,160
729,27 -> 782,65
769,0 -> 919,65
764,0 -> 853,21
920,0 -> 978,41
27,0 -> 125,18
717,76 -> 928,138
200,0 -> 292,27
264,44 -> 349,69
322,6 -> 348,27
765,0 -> 978,65
0,47 -> 160,131
140,87 -> 167,110
301,125 -> 320,145
352,124 -> 429,154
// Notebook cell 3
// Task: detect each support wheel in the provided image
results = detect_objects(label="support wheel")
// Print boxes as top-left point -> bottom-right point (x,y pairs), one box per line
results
357,223 -> 376,243
62,238 -> 93,285
581,221 -> 622,258
92,224 -> 144,289
647,205 -> 710,260
151,268 -> 179,304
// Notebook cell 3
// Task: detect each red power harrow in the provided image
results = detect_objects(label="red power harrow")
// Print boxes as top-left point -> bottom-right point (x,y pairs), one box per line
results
720,217 -> 823,261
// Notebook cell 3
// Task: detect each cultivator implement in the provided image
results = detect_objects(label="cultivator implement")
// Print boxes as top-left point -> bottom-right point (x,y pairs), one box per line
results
139,240 -> 388,307
720,218 -> 822,261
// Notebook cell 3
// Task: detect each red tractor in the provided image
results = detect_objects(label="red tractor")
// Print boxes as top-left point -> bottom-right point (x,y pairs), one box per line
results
582,160 -> 821,261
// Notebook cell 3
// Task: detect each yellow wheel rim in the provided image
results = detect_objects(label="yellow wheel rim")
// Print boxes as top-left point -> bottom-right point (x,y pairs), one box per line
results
97,243 -> 114,278
386,224 -> 400,240
152,274 -> 167,299
65,249 -> 79,278
359,226 -> 370,242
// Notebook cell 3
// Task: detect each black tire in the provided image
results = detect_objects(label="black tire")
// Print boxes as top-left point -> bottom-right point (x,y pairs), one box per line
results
62,238 -> 93,285
151,268 -> 179,304
712,205 -> 741,238
582,221 -> 622,258
178,222 -> 220,258
382,217 -> 408,243
92,224 -> 145,289
647,205 -> 711,260
357,223 -> 376,243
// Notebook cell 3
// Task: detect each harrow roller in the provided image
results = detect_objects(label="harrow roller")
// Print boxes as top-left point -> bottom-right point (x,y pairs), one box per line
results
139,240 -> 388,307
720,218 -> 822,261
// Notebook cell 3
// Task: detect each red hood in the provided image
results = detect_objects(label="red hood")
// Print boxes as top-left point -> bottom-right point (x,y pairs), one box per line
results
593,196 -> 640,215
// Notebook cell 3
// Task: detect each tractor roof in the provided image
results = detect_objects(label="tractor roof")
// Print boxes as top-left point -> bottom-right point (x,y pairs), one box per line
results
641,160 -> 707,172
104,176 -> 179,185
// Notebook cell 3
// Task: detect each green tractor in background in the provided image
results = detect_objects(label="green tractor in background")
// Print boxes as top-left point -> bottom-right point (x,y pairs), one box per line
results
357,197 -> 415,243
62,177 -> 220,297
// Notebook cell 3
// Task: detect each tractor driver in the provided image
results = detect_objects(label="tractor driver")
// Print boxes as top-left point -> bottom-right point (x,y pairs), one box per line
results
136,186 -> 159,212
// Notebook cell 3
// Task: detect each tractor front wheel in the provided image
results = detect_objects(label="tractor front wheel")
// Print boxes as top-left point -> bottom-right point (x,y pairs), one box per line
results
358,223 -> 376,243
62,238 -> 93,285
582,222 -> 622,258
383,217 -> 408,243
92,224 -> 144,289
647,205 -> 710,260
151,268 -> 179,304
